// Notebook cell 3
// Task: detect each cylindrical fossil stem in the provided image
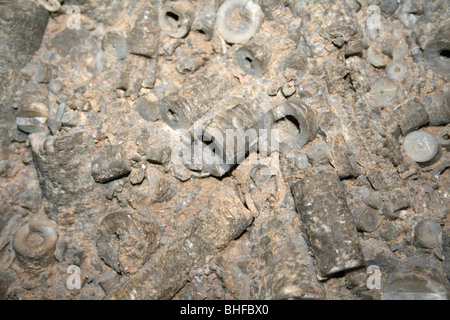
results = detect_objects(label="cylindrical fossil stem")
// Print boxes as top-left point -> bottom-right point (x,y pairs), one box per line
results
189,95 -> 263,177
216,0 -> 264,44
422,93 -> 450,126
0,0 -> 48,156
16,82 -> 50,134
30,130 -> 100,219
96,212 -> 159,275
13,218 -> 58,269
424,21 -> 450,78
192,3 -> 216,41
158,1 -> 195,38
328,133 -> 359,179
159,73 -> 238,130
291,168 -> 365,277
264,229 -> 325,299
235,38 -> 271,78
259,99 -> 318,154
107,183 -> 253,300
393,98 -> 429,136
128,5 -> 160,58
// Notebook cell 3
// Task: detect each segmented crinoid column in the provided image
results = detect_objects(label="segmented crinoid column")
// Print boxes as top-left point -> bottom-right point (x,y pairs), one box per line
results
96,212 -> 159,275
259,99 -> 318,154
291,168 -> 365,278
160,73 -> 238,131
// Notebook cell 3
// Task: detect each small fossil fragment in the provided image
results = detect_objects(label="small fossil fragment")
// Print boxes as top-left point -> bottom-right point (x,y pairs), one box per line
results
436,125 -> 450,150
386,60 -> 407,82
260,99 -> 317,154
135,95 -> 159,122
119,5 -> 160,97
128,5 -> 160,58
363,189 -> 383,210
192,3 -> 216,41
383,257 -> 449,300
328,134 -> 359,179
306,142 -> 330,165
414,219 -> 443,249
119,54 -> 154,97
352,207 -> 382,233
158,1 -> 194,38
393,98 -> 429,136
424,22 -> 450,78
263,223 -> 325,299
102,31 -> 128,60
21,62 -> 52,84
392,40 -> 409,60
422,93 -> 450,126
16,82 -> 49,134
96,212 -> 159,274
402,130 -> 441,166
189,95 -> 261,177
160,74 -> 237,130
367,43 -> 389,68
91,145 -> 131,183
216,0 -> 264,44
36,0 -> 61,12
13,218 -> 58,269
378,0 -> 398,17
371,77 -> 398,106
382,188 -> 410,220
235,39 -> 271,78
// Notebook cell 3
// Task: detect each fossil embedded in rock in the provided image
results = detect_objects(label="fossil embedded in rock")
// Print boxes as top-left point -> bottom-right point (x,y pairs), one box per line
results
422,93 -> 450,126
424,22 -> 450,78
235,39 -> 271,78
216,0 -> 264,44
386,60 -> 408,82
36,0 -> 61,12
393,98 -> 429,136
158,1 -> 194,38
371,77 -> 399,106
291,168 -> 365,277
102,31 -> 128,60
96,212 -> 159,274
189,95 -> 261,177
414,219 -> 443,249
437,125 -> 450,150
260,100 -> 317,154
13,218 -> 58,269
91,145 -> 131,183
160,74 -> 238,131
402,130 -> 441,166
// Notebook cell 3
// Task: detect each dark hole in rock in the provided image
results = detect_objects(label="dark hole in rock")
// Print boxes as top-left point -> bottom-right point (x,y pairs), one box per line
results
245,56 -> 253,69
167,109 -> 179,123
439,49 -> 450,58
166,11 -> 180,27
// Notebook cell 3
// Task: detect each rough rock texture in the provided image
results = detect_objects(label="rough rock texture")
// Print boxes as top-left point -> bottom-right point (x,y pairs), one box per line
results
0,0 -> 449,300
